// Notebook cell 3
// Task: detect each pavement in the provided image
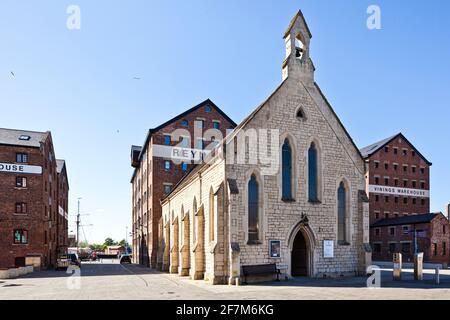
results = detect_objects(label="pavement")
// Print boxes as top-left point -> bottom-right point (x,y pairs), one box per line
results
1,260 -> 450,300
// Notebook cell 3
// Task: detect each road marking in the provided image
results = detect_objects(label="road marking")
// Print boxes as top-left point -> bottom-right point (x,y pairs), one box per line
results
120,264 -> 149,287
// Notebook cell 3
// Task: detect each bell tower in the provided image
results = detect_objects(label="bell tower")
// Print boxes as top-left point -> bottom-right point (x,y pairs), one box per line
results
282,10 -> 315,84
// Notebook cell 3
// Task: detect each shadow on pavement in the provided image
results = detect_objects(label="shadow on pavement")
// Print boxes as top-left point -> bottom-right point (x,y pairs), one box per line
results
20,261 -> 158,279
253,270 -> 450,289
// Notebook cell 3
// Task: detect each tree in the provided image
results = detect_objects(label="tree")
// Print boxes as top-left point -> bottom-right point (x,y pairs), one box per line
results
103,238 -> 116,247
79,240 -> 89,248
89,243 -> 103,251
118,239 -> 127,247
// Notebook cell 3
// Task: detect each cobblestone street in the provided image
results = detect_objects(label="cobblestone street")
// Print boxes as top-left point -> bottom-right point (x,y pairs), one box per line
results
1,261 -> 450,300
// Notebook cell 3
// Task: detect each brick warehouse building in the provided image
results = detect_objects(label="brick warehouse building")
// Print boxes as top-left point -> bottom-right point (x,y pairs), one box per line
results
131,99 -> 236,267
56,160 -> 69,257
361,133 -> 450,263
0,128 -> 69,269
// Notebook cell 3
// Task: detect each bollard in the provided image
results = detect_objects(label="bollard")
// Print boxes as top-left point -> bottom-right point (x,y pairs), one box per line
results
414,253 -> 424,281
393,253 -> 402,281
435,267 -> 440,285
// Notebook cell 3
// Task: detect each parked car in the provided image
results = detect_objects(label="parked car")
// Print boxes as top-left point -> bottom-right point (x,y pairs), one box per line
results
56,253 -> 81,270
119,254 -> 132,264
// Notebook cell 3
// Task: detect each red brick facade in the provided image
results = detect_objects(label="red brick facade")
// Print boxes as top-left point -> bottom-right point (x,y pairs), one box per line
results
363,133 -> 449,263
56,160 -> 69,257
131,100 -> 235,268
0,129 -> 68,269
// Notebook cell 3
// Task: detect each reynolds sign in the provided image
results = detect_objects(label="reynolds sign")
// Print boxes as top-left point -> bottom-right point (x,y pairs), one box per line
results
0,162 -> 42,175
368,185 -> 429,198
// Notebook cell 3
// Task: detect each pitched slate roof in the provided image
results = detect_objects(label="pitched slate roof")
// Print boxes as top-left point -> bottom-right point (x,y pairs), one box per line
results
360,134 -> 398,159
0,128 -> 48,148
360,132 -> 432,165
371,213 -> 439,228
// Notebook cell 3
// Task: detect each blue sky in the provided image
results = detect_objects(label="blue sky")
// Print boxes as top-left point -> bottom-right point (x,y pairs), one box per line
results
1,0 -> 449,244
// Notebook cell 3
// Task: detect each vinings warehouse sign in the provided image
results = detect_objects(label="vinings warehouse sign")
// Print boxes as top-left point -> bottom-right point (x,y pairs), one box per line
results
368,185 -> 429,198
0,162 -> 42,175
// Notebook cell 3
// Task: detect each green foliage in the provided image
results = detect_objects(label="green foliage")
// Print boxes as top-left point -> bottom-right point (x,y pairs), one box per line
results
103,238 -> 116,246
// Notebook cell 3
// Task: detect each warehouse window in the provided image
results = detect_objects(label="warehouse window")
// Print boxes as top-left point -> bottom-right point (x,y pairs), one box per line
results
19,135 -> 30,141
15,202 -> 27,214
389,227 -> 395,236
248,174 -> 259,242
282,139 -> 293,201
443,242 -> 447,256
163,184 -> 172,195
16,177 -> 27,188
13,229 -> 28,244
181,163 -> 188,172
164,135 -> 171,145
389,243 -> 396,254
402,226 -> 409,235
16,153 -> 28,163
164,161 -> 171,171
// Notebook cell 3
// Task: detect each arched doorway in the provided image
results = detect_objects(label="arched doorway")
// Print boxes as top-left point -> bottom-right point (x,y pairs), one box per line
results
291,230 -> 309,277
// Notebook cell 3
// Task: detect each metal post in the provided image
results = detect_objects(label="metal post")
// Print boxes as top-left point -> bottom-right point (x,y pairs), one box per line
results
435,267 -> 440,285
414,228 -> 418,254
76,198 -> 81,248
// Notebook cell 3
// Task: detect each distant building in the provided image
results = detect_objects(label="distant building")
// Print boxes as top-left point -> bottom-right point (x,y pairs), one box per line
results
0,128 -> 68,269
371,212 -> 450,264
105,245 -> 125,256
130,99 -> 236,267
361,133 -> 449,263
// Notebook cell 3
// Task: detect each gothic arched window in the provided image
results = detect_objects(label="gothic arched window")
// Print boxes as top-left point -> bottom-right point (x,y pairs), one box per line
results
248,175 -> 259,242
308,142 -> 318,202
282,139 -> 293,200
337,182 -> 347,244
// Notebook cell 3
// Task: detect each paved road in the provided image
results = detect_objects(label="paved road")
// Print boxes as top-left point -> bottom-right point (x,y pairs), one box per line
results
1,261 -> 450,300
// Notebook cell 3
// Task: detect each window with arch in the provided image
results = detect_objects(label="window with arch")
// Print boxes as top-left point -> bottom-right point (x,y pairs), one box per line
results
308,142 -> 319,202
248,174 -> 259,242
337,181 -> 347,244
209,189 -> 215,242
282,139 -> 293,200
